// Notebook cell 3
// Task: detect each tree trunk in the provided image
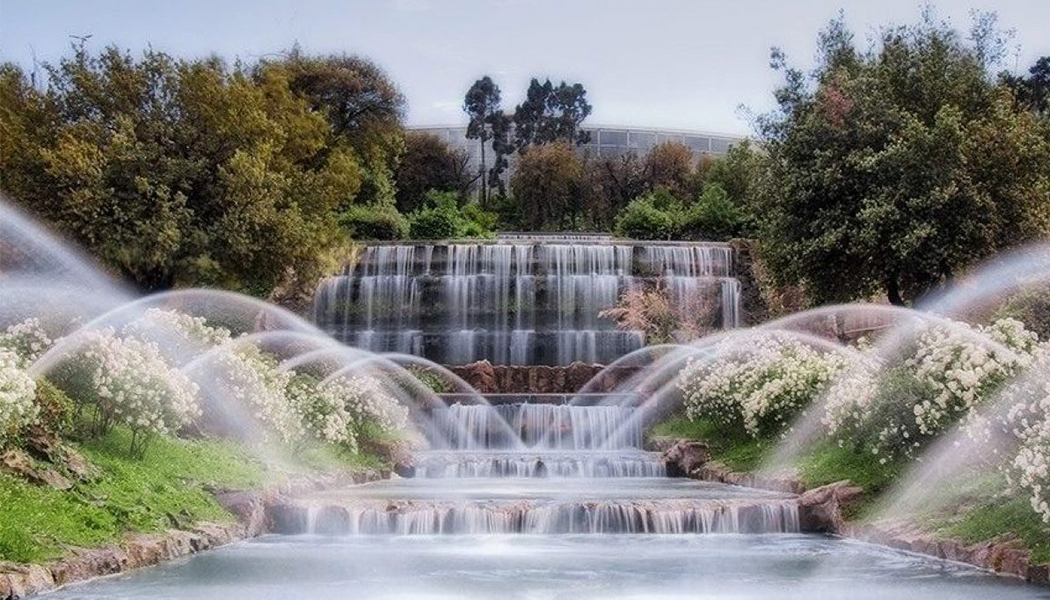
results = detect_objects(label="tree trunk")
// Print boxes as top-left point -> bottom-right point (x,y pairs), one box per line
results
886,274 -> 905,306
479,137 -> 488,209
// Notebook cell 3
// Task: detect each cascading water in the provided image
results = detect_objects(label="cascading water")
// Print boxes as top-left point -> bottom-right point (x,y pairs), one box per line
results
310,241 -> 741,365
282,397 -> 800,536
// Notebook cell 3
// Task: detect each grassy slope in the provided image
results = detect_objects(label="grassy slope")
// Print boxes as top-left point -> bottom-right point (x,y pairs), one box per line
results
0,427 -> 384,564
650,415 -> 1049,562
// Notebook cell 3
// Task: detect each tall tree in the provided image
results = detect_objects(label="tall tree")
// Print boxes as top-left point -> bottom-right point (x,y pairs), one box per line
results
754,13 -> 1050,306
513,78 -> 592,149
509,142 -> 584,230
643,141 -> 694,199
1001,56 -> 1050,115
271,49 -> 406,206
394,131 -> 477,213
463,76 -> 503,207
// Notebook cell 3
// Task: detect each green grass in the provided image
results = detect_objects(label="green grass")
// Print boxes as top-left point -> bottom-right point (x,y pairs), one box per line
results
0,428 -> 267,563
939,497 -> 1050,564
650,416 -> 771,472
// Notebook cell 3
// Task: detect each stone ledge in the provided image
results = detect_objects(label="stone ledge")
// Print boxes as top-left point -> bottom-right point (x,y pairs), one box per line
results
0,469 -> 386,599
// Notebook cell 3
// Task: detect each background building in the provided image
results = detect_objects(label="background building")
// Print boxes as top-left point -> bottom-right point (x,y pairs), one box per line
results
409,124 -> 746,181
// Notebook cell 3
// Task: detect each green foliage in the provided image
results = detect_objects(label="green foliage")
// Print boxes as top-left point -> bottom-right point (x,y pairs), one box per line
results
680,183 -> 746,240
407,367 -> 453,394
995,286 -> 1050,340
754,13 -> 1050,305
0,45 -> 411,295
339,204 -> 408,240
795,442 -> 903,505
407,191 -> 495,239
509,142 -> 585,230
33,380 -> 74,437
395,132 -> 475,213
513,78 -> 593,148
614,189 -> 681,240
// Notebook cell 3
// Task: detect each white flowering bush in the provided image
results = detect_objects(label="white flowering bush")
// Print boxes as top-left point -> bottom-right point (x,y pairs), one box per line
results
212,345 -> 304,445
0,348 -> 38,446
124,309 -> 231,364
991,347 -> 1050,524
677,334 -> 848,438
286,374 -> 356,450
325,375 -> 409,433
55,328 -> 201,453
0,318 -> 53,367
823,318 -> 1039,461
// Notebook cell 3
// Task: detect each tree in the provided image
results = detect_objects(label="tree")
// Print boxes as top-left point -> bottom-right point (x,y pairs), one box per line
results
0,45 -> 385,300
1001,56 -> 1050,115
272,49 -> 406,206
513,78 -> 592,149
463,76 -> 504,207
394,131 -> 476,213
509,142 -> 584,230
754,13 -> 1050,305
643,141 -> 694,199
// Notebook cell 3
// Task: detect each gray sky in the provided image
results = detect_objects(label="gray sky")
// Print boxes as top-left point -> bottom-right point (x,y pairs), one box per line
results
1,0 -> 1047,136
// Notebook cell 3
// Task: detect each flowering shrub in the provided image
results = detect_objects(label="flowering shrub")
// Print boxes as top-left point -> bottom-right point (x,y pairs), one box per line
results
324,375 -> 409,433
994,348 -> 1050,524
124,309 -> 231,364
0,348 -> 38,446
213,345 -> 304,445
56,328 -> 201,452
823,318 -> 1039,461
0,318 -> 53,366
286,374 -> 356,449
677,334 -> 848,438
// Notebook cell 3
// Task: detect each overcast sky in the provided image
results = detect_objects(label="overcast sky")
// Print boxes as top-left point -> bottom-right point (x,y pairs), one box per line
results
2,0 -> 1048,136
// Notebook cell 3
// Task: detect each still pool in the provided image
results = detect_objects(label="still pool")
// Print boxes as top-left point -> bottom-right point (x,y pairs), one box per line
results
44,534 -> 1050,600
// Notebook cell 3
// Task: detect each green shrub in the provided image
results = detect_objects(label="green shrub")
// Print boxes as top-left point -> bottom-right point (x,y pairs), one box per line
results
409,206 -> 459,239
339,204 -> 408,240
995,286 -> 1050,340
680,183 -> 745,240
407,190 -> 495,239
614,193 -> 680,240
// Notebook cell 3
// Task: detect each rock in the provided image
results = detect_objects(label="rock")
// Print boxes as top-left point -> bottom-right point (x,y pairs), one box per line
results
0,449 -> 71,489
0,562 -> 54,599
661,440 -> 710,477
266,502 -> 309,534
454,360 -> 497,393
214,491 -> 266,536
797,480 -> 863,533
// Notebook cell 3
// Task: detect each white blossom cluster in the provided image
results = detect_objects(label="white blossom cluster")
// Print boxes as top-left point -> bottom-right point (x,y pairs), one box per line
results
323,375 -> 409,433
67,328 -> 201,436
286,375 -> 356,449
214,345 -> 305,444
823,318 -> 1039,461
994,347 -> 1050,524
0,318 -> 53,367
677,334 -> 848,438
0,348 -> 38,444
123,309 -> 232,364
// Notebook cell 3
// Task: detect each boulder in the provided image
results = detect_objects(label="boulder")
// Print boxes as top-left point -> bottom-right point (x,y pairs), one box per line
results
661,440 -> 710,477
797,481 -> 864,533
0,562 -> 54,599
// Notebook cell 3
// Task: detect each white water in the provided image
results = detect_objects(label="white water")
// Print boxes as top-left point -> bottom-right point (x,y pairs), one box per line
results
310,242 -> 741,365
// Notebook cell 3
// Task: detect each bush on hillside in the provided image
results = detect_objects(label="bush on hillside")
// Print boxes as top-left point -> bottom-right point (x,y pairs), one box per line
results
339,205 -> 409,240
680,183 -> 746,240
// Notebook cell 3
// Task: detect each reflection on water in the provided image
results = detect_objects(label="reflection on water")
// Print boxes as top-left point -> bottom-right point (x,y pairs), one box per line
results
46,534 -> 1050,600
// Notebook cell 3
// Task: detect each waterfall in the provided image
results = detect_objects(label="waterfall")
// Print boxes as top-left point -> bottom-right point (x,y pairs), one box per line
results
310,241 -> 742,366
297,499 -> 801,535
428,403 -> 643,450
